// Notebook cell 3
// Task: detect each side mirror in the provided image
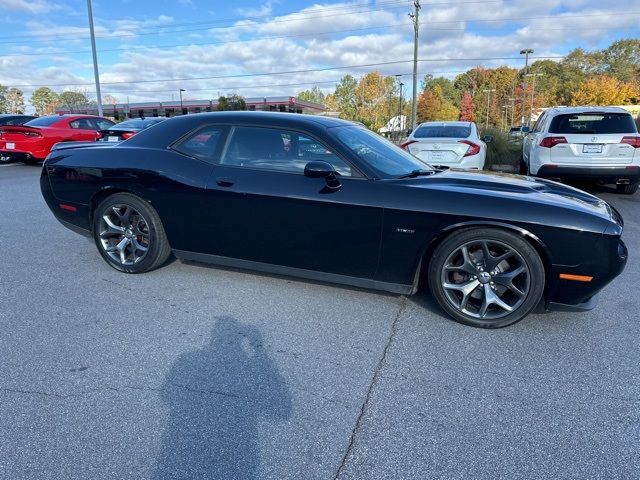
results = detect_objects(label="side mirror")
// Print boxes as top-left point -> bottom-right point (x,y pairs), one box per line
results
304,161 -> 341,190
481,135 -> 494,143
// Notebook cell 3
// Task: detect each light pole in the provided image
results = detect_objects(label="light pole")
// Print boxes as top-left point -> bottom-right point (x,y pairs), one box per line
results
482,89 -> 495,128
509,97 -> 515,127
86,0 -> 103,116
502,105 -> 509,131
520,48 -> 533,125
525,73 -> 543,124
179,88 -> 186,115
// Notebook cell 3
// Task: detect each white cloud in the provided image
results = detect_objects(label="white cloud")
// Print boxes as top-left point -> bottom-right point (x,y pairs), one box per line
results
0,0 -> 56,14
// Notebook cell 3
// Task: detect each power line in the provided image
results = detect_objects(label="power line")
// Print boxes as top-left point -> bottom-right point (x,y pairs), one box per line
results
0,0 -> 514,43
8,55 -> 565,88
3,13 -> 637,57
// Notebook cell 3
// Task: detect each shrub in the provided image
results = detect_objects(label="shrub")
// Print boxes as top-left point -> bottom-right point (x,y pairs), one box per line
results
480,127 -> 522,172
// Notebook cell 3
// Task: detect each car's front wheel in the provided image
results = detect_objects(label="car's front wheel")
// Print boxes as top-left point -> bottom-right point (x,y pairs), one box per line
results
428,228 -> 545,328
93,193 -> 171,273
616,182 -> 638,195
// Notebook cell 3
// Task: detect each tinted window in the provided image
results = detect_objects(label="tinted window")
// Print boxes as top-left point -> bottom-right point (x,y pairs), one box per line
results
221,126 -> 353,176
175,125 -> 228,162
549,113 -> 637,134
413,125 -> 471,138
334,126 -> 430,177
25,116 -> 61,127
116,119 -> 160,129
69,118 -> 96,130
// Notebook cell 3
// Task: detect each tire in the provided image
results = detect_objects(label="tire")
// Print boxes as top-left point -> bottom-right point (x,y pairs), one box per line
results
92,193 -> 171,273
518,156 -> 528,175
616,182 -> 638,195
428,228 -> 545,328
0,155 -> 13,165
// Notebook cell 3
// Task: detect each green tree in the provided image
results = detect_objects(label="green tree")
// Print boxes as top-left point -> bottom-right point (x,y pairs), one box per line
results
58,90 -> 90,112
331,75 -> 358,119
0,84 -> 7,113
602,39 -> 640,83
6,88 -> 25,113
30,87 -> 60,115
296,86 -> 325,104
217,94 -> 246,111
422,75 -> 458,106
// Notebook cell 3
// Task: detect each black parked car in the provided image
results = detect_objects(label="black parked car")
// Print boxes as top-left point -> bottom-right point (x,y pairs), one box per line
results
41,112 -> 627,328
98,117 -> 166,142
0,114 -> 37,126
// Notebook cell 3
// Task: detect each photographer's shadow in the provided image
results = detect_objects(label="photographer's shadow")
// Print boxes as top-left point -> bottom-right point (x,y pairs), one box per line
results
153,317 -> 291,479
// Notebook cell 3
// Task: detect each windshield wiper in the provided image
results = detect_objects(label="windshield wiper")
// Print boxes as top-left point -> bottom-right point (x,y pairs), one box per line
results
396,169 -> 435,179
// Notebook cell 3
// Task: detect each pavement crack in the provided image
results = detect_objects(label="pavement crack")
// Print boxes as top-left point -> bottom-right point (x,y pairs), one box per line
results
333,296 -> 406,480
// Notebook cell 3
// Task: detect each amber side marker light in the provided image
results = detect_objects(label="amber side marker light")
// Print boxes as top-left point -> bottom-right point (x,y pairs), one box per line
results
559,273 -> 593,282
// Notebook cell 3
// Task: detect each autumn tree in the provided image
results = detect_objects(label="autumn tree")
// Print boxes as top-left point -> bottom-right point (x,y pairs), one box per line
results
459,91 -> 475,121
30,87 -> 60,115
103,95 -> 119,105
296,86 -> 325,104
417,85 -> 459,122
571,75 -> 639,105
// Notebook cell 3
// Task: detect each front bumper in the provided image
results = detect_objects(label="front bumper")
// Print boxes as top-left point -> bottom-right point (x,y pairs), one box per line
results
537,164 -> 640,183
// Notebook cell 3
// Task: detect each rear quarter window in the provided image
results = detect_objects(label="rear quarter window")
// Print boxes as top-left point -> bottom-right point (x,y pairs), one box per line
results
173,125 -> 229,163
549,113 -> 638,134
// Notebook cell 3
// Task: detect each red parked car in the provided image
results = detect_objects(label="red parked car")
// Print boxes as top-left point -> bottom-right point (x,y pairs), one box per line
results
0,114 -> 114,164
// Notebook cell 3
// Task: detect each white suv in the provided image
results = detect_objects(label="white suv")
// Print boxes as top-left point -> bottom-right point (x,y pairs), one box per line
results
521,106 -> 640,194
401,121 -> 491,170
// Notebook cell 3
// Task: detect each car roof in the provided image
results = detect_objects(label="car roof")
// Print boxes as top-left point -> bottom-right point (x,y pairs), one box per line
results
417,121 -> 473,126
546,106 -> 631,116
169,111 -> 359,128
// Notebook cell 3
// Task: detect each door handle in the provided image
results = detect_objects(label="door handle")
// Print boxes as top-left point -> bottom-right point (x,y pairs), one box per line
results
216,177 -> 235,187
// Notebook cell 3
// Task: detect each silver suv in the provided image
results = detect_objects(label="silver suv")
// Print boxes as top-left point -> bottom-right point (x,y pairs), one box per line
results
521,106 -> 640,194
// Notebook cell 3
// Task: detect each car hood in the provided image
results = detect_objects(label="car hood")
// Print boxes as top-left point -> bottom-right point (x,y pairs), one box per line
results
399,169 -> 619,223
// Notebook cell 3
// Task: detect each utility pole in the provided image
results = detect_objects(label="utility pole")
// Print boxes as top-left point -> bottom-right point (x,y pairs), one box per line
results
483,89 -> 495,128
86,0 -> 103,116
519,48 -> 533,126
409,0 -> 420,133
394,74 -> 403,142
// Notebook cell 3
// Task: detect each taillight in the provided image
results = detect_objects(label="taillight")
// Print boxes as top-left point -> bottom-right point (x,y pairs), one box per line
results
96,132 -> 103,139
399,139 -> 418,151
121,132 -> 135,140
459,140 -> 480,157
621,136 -> 640,148
540,136 -> 567,148
24,131 -> 42,138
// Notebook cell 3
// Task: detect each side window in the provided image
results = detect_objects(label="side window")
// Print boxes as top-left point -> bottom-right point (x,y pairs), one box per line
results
532,113 -> 545,133
221,126 -> 353,176
174,125 -> 229,163
69,118 -> 95,130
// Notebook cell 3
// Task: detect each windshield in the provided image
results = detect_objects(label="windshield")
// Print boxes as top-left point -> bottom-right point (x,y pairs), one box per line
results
334,126 -> 431,177
25,116 -> 61,127
549,113 -> 637,134
414,125 -> 471,138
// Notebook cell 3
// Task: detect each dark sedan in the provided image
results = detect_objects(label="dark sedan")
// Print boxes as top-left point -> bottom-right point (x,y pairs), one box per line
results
40,112 -> 627,328
98,117 -> 166,142
0,114 -> 37,126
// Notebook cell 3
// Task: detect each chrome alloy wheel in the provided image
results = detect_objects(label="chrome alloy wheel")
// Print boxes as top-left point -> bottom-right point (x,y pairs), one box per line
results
98,204 -> 150,266
440,239 -> 531,320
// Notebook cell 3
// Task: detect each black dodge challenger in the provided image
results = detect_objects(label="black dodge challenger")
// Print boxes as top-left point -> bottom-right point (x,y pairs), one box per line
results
41,112 -> 627,328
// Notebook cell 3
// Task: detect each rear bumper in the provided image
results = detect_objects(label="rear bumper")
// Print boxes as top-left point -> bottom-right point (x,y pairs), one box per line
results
537,164 -> 640,183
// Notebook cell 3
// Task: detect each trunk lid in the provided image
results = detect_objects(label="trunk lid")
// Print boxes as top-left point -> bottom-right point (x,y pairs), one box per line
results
407,138 -> 470,165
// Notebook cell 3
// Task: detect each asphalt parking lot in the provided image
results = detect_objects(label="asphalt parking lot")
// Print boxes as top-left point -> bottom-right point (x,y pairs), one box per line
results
1,163 -> 639,479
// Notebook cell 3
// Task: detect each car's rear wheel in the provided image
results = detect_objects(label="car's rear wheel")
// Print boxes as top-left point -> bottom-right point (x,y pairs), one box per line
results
93,193 -> 171,273
428,228 -> 545,328
518,156 -> 529,175
0,155 -> 13,165
616,182 -> 638,195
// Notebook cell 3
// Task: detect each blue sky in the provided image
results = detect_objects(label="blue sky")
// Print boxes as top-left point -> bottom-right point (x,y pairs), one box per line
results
0,0 -> 638,109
